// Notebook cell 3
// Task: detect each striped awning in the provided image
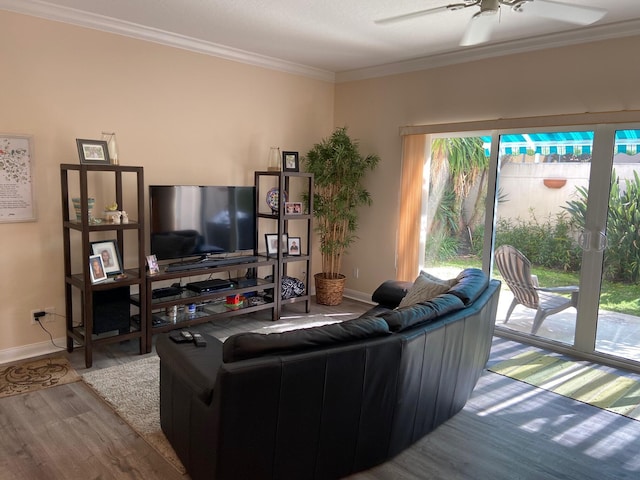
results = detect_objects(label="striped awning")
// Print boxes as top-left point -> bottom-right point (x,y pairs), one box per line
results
481,129 -> 640,157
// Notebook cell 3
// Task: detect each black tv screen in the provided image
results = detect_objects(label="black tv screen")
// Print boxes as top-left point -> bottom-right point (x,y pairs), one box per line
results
149,185 -> 256,261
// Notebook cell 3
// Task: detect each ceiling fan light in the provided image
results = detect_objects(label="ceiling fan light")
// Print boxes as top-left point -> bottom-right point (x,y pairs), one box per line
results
479,0 -> 500,15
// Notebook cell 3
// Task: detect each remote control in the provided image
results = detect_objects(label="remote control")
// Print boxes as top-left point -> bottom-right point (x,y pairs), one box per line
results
180,330 -> 193,341
192,333 -> 207,347
169,331 -> 191,343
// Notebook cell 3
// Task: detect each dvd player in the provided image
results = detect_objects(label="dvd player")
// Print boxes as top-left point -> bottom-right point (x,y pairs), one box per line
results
186,278 -> 234,293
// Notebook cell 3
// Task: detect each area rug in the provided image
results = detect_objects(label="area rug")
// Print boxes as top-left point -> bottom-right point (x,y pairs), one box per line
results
0,356 -> 80,399
488,350 -> 640,420
82,355 -> 186,475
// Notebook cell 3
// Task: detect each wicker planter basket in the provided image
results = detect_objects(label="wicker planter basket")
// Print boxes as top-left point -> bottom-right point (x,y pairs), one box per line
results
314,273 -> 346,306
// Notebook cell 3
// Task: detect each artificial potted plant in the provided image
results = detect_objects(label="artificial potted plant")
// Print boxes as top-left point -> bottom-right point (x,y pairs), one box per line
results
303,127 -> 380,305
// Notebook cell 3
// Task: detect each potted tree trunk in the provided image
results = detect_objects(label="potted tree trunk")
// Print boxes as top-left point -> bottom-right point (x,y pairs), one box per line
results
303,127 -> 380,305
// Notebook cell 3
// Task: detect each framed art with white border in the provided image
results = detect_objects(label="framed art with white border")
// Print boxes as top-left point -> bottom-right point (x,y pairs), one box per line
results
91,239 -> 123,275
265,233 -> 288,255
76,138 -> 110,165
146,254 -> 159,275
287,237 -> 301,256
282,151 -> 299,172
89,254 -> 107,283
284,201 -> 303,214
0,134 -> 36,223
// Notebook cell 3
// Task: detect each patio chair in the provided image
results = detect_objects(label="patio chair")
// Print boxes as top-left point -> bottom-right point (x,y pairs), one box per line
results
494,245 -> 579,335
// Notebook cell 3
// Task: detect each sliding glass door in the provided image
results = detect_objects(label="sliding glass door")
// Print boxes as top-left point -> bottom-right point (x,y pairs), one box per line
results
593,128 -> 640,362
422,124 -> 640,369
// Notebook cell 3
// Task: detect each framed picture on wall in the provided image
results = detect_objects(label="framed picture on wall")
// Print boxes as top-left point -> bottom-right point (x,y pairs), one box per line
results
76,138 -> 110,165
90,239 -> 123,275
282,151 -> 299,172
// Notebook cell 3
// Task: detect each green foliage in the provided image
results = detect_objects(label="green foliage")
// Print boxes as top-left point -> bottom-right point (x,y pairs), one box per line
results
494,210 -> 582,271
303,127 -> 379,278
425,231 -> 460,263
564,170 -> 640,283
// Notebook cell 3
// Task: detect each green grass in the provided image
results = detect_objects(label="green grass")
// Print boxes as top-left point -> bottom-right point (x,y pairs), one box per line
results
435,256 -> 640,317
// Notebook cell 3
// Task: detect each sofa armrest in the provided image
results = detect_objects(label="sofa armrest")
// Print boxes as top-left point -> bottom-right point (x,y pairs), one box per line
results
156,332 -> 223,405
371,280 -> 414,308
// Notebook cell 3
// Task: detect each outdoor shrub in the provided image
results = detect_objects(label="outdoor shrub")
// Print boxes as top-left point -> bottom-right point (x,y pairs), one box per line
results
564,170 -> 640,283
425,231 -> 460,263
494,210 -> 582,271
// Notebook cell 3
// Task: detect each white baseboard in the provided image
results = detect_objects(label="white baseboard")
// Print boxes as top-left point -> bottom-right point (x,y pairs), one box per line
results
0,337 -> 68,365
343,288 -> 375,305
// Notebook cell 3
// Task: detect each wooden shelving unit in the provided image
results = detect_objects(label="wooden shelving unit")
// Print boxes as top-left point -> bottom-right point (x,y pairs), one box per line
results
255,170 -> 314,317
60,164 -> 146,368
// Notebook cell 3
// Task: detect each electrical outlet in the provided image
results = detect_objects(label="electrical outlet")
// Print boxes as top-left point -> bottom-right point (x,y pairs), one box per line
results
353,267 -> 359,279
30,307 -> 55,324
30,309 -> 44,325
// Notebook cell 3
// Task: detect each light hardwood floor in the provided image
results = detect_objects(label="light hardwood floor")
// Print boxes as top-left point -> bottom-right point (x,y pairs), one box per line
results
2,299 -> 640,479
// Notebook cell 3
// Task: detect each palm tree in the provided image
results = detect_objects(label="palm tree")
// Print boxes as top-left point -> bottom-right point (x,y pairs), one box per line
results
429,137 -> 489,254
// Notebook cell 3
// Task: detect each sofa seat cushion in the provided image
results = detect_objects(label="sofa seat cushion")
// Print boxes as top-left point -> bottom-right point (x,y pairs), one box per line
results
397,271 -> 457,308
381,293 -> 465,332
223,316 -> 391,362
448,268 -> 489,306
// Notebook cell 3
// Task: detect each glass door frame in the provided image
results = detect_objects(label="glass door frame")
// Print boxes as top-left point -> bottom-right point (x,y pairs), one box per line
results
482,123 -> 640,372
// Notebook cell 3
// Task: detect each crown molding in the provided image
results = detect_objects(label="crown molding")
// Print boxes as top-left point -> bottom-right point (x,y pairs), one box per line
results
0,0 -> 336,83
4,0 -> 639,85
336,18 -> 640,83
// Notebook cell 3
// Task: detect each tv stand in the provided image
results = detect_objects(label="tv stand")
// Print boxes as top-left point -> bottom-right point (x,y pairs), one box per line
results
165,255 -> 260,272
134,255 -> 277,351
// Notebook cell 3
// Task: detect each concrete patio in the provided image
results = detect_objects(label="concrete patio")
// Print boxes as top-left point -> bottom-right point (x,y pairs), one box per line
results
425,266 -> 640,363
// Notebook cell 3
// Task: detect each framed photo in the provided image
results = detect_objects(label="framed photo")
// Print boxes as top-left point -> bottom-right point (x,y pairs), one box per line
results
287,237 -> 301,256
89,254 -> 107,283
0,134 -> 36,223
76,138 -> 110,165
284,201 -> 303,215
282,151 -> 299,172
90,240 -> 123,275
146,254 -> 159,275
265,233 -> 288,255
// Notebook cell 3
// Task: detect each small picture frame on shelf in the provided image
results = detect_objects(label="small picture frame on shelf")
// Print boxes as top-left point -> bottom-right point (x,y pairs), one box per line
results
89,254 -> 107,283
265,233 -> 288,255
284,201 -> 303,215
146,254 -> 159,275
76,138 -> 110,165
282,151 -> 299,172
287,237 -> 301,256
90,239 -> 123,275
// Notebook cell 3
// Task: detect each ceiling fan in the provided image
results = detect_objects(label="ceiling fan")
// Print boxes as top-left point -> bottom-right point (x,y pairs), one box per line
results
375,0 -> 607,46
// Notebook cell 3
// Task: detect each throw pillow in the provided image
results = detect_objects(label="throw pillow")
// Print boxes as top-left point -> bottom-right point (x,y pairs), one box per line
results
397,271 -> 456,308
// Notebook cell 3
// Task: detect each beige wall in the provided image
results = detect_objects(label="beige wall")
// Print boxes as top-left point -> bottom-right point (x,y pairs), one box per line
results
0,11 -> 334,359
335,35 -> 640,297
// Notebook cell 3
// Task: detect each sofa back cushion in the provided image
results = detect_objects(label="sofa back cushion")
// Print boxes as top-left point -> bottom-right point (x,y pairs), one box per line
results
223,316 -> 391,362
381,293 -> 465,332
448,268 -> 489,306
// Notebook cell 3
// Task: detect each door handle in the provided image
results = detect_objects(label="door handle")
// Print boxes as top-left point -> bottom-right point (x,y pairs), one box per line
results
578,230 -> 607,252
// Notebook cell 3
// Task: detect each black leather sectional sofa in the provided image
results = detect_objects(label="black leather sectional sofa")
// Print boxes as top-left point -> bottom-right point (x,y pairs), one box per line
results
156,268 -> 500,480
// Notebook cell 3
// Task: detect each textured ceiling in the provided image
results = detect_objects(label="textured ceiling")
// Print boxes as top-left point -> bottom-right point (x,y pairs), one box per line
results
3,0 -> 640,81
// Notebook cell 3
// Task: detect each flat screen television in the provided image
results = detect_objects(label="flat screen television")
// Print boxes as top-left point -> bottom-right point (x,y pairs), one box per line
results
149,185 -> 256,261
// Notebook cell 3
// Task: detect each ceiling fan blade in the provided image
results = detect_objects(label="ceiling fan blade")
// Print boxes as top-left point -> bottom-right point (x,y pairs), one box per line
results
460,11 -> 498,46
375,3 -> 471,25
513,0 -> 606,26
